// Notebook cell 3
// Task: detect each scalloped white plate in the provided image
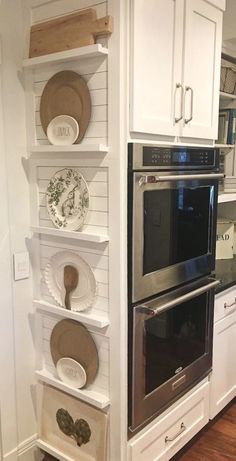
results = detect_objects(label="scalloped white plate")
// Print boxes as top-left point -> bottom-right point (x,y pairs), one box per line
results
56,357 -> 87,388
44,251 -> 97,311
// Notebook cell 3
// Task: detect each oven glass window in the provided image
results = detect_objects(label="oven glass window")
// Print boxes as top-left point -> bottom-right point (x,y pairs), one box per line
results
144,293 -> 208,395
143,186 -> 212,275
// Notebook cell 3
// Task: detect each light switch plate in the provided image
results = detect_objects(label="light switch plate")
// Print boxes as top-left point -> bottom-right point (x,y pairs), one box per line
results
13,252 -> 30,281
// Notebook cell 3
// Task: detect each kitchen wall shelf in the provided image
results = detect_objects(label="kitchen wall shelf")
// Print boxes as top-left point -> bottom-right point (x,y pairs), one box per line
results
215,144 -> 234,150
34,300 -> 110,329
31,226 -> 109,243
37,439 -> 75,461
220,91 -> 236,100
35,369 -> 110,409
29,144 -> 108,154
218,192 -> 236,203
23,44 -> 108,68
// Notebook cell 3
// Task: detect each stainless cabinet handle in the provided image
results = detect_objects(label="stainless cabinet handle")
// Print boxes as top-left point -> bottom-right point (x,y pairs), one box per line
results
165,422 -> 186,443
139,173 -> 224,186
224,298 -> 236,309
175,83 -> 184,123
185,86 -> 193,124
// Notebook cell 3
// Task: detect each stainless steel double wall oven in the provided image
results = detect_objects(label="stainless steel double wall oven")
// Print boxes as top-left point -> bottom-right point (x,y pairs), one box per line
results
128,144 -> 222,434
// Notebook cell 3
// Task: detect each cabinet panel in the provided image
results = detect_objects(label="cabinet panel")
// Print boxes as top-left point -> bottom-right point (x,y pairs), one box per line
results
214,286 -> 236,323
128,381 -> 209,461
130,0 -> 184,137
182,0 -> 222,139
210,310 -> 236,419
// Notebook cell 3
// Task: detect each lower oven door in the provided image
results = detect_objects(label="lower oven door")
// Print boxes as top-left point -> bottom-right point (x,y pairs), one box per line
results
129,277 -> 219,434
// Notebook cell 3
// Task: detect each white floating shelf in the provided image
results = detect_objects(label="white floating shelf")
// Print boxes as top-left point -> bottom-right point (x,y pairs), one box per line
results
36,369 -> 110,409
218,193 -> 236,203
31,226 -> 109,243
37,439 -> 75,461
220,91 -> 236,100
29,144 -> 108,153
34,300 -> 110,329
215,143 -> 234,150
23,44 -> 108,68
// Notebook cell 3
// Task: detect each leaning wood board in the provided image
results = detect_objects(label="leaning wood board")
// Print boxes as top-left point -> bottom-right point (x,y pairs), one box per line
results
29,8 -> 113,58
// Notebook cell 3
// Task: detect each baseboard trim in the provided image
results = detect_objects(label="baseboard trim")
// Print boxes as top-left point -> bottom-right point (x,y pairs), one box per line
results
3,434 -> 40,461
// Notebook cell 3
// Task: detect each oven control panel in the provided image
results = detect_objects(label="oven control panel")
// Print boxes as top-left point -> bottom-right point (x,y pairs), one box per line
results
142,146 -> 215,168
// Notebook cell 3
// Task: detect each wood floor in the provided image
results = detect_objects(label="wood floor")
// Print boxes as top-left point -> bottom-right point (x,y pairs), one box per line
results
171,398 -> 236,460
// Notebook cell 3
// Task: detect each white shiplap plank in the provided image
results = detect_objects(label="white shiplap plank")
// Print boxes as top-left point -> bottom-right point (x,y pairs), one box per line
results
40,247 -> 108,272
37,165 -> 108,182
34,72 -> 107,96
32,1 -> 107,24
35,104 -> 107,125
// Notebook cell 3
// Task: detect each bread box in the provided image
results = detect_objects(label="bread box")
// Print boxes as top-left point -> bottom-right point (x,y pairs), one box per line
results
216,218 -> 234,259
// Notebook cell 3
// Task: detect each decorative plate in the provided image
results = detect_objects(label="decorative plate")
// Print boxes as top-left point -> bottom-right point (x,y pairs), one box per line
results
56,357 -> 87,389
44,250 -> 97,312
47,115 -> 79,145
46,168 -> 89,230
50,319 -> 98,385
40,70 -> 91,143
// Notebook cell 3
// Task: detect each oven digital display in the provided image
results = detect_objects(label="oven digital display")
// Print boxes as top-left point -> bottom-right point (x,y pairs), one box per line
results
172,151 -> 190,163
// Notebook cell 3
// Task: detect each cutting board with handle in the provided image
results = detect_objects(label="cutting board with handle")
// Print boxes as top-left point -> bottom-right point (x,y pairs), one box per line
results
29,8 -> 113,58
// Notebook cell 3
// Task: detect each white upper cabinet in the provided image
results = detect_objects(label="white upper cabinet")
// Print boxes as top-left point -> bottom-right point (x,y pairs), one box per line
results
130,0 -> 184,137
130,0 -> 224,141
182,0 -> 223,139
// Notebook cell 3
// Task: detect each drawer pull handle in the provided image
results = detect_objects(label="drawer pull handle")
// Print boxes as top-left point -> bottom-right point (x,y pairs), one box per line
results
165,422 -> 186,443
224,298 -> 236,309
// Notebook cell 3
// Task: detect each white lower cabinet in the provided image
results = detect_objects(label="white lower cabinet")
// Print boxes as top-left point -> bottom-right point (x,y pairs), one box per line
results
128,380 -> 209,461
210,287 -> 236,419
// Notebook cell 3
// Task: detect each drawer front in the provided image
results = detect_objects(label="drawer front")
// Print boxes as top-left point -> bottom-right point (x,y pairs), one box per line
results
214,286 -> 236,323
128,381 -> 209,461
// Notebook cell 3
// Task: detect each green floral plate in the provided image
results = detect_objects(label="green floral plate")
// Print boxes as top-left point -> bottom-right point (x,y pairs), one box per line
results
46,168 -> 89,231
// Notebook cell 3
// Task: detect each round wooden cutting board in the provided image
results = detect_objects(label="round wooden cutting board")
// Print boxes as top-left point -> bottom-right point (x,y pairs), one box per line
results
40,70 -> 91,143
50,319 -> 98,385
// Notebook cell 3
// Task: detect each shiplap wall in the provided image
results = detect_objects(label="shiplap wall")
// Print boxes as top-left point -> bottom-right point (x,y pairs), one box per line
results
30,0 -> 108,147
27,0 -> 111,420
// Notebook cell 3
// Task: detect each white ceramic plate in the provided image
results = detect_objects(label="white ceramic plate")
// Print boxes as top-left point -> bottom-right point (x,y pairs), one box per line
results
56,357 -> 87,388
46,115 -> 79,145
46,168 -> 89,231
44,250 -> 97,311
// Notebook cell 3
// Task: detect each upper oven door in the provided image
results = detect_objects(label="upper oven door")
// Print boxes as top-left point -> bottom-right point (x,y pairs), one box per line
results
132,171 -> 222,303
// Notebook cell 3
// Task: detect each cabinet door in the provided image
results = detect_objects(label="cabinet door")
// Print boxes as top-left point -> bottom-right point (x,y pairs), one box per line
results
210,311 -> 236,419
182,0 -> 222,140
130,0 -> 184,137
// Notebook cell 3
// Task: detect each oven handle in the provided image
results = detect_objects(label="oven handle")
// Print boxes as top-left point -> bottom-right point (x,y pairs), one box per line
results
136,279 -> 220,318
139,173 -> 224,186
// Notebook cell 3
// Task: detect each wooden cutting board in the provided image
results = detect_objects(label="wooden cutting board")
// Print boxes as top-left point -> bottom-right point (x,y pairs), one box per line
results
29,8 -> 113,58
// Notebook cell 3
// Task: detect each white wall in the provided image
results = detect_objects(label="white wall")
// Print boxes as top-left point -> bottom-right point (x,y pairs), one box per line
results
0,0 -> 36,458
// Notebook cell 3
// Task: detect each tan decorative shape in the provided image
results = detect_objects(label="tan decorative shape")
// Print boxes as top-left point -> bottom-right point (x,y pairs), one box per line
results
40,71 -> 91,143
29,8 -> 113,58
50,319 -> 99,386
